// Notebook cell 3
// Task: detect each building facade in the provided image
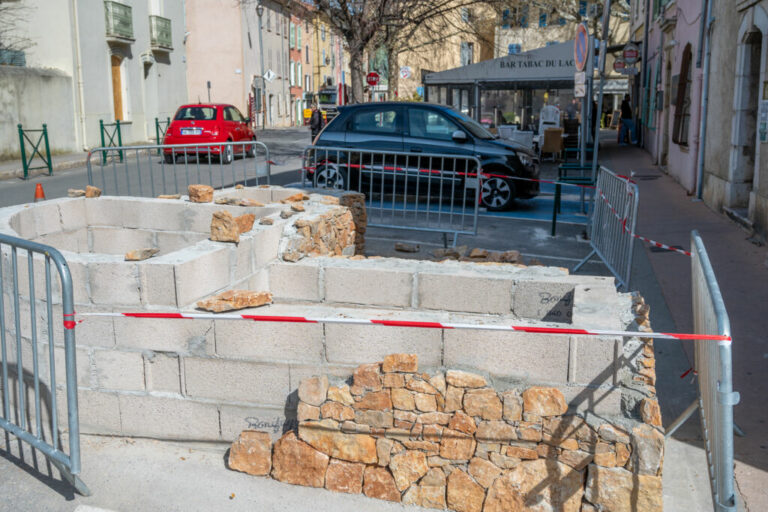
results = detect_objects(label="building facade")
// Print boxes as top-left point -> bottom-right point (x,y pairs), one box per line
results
0,0 -> 187,155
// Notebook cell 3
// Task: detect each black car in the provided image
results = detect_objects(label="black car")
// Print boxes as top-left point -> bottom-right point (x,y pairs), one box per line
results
308,102 -> 539,211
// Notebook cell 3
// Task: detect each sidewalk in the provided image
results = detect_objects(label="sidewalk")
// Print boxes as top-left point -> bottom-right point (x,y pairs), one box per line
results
599,140 -> 768,512
0,151 -> 90,180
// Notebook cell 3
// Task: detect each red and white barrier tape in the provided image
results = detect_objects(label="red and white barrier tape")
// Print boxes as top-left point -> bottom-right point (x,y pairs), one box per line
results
76,312 -> 730,342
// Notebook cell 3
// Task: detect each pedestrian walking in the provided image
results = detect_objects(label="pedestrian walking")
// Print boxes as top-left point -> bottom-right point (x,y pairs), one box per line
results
618,94 -> 637,145
309,104 -> 324,143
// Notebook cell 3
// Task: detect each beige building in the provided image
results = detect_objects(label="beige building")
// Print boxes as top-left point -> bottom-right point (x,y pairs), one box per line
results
0,0 -> 187,155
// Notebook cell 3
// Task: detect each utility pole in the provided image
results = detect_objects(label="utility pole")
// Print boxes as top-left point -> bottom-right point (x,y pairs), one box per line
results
256,0 -> 266,129
591,0 -> 612,181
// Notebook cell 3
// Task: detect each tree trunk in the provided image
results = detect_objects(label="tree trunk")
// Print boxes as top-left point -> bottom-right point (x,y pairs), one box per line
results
348,46 -> 366,104
386,46 -> 399,100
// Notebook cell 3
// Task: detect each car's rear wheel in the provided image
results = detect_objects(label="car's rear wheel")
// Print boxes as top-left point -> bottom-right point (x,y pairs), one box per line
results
481,176 -> 515,211
221,142 -> 234,165
164,154 -> 175,164
314,163 -> 347,190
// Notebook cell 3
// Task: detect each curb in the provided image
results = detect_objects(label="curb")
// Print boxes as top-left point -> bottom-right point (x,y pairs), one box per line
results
0,157 -> 90,181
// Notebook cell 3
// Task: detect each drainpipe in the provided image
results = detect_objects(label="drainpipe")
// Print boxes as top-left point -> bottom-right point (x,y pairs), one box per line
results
640,0 -> 651,147
70,0 -> 88,150
695,0 -> 713,200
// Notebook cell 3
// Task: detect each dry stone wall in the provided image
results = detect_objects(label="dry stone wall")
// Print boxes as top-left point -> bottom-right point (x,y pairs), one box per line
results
229,352 -> 663,511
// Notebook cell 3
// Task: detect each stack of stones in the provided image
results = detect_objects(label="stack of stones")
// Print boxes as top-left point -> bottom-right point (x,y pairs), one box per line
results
229,354 -> 664,511
282,206 -> 357,262
339,192 -> 367,254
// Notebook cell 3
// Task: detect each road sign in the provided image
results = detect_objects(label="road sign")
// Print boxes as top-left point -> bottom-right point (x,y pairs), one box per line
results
618,67 -> 639,76
399,66 -> 412,80
613,58 -> 626,72
623,43 -> 640,65
264,69 -> 276,83
574,72 -> 586,98
366,72 -> 380,86
575,24 -> 589,72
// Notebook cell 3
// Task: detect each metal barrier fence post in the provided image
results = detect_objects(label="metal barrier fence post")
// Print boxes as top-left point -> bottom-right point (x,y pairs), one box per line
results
666,231 -> 740,512
155,117 -> 171,155
100,120 -> 124,165
17,124 -> 53,179
0,233 -> 90,496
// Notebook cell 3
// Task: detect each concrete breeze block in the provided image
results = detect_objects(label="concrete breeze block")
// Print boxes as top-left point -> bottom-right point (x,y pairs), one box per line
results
324,266 -> 413,307
268,261 -> 321,301
324,323 -> 442,367
418,273 -> 512,314
88,261 -> 141,305
84,198 -> 127,228
183,357 -> 289,405
113,317 -> 214,354
234,236 -> 254,281
173,245 -> 232,306
144,352 -> 181,393
118,394 -> 221,440
90,227 -> 154,255
251,224 -> 283,269
93,349 -> 146,391
219,404 -> 288,442
561,385 -> 622,416
444,330 -> 570,384
214,319 -> 324,364
511,280 -> 575,322
57,198 -> 87,232
139,261 -> 178,307
571,336 -> 620,387
64,389 -> 122,435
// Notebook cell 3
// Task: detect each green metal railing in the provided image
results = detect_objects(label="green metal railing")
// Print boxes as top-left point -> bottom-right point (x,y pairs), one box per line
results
99,120 -> 123,164
154,117 -> 171,154
105,1 -> 133,40
17,124 -> 52,179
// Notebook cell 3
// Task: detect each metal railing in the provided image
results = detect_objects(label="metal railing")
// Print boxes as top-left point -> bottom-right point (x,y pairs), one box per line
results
99,119 -> 123,164
0,234 -> 90,495
154,117 -> 171,154
86,140 -> 271,197
303,146 -> 480,240
666,231 -> 740,512
573,166 -> 639,290
17,124 -> 53,179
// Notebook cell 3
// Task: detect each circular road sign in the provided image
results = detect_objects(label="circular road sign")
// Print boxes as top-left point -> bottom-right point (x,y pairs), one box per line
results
623,43 -> 640,65
575,23 -> 589,72
399,66 -> 412,80
366,72 -> 380,87
613,59 -> 626,72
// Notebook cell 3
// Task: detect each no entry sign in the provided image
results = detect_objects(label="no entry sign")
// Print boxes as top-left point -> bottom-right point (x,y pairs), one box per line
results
623,43 -> 640,65
366,72 -> 380,86
575,24 -> 589,72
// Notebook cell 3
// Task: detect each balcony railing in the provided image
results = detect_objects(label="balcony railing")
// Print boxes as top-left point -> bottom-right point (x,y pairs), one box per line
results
150,15 -> 173,50
105,1 -> 134,41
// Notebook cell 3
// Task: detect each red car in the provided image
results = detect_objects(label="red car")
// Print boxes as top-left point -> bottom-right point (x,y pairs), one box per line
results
162,103 -> 256,164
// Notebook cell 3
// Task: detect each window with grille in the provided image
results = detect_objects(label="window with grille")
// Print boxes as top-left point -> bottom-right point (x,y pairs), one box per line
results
539,11 -> 547,27
672,44 -> 692,146
508,43 -> 522,55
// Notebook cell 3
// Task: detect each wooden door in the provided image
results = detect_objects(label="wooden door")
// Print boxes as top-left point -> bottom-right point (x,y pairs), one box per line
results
111,55 -> 123,121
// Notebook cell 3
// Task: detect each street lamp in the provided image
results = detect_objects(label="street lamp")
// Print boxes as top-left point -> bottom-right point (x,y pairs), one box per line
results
256,0 -> 266,129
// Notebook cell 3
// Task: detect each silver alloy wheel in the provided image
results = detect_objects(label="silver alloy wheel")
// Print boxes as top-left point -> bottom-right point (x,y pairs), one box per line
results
482,177 -> 512,209
315,164 -> 345,190
222,143 -> 234,164
246,139 -> 256,157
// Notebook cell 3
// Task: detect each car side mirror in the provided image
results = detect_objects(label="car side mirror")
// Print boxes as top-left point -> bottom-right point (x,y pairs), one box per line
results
452,130 -> 468,143
244,117 -> 251,123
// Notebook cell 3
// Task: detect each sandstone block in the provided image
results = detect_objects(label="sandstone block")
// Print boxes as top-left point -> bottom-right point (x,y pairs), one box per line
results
558,449 -> 593,471
354,390 -> 392,411
463,388 -> 503,420
616,442 -> 631,467
517,422 -> 542,442
594,442 -> 617,467
585,465 -> 662,512
505,445 -> 538,460
377,438 -> 394,467
414,392 -> 437,412
522,386 -> 567,417
85,185 -> 102,198
383,373 -> 405,388
298,375 -> 329,407
389,450 -> 429,491
297,402 -> 320,422
476,421 -> 517,443
445,386 -> 464,412
449,411 -> 477,435
353,363 -> 382,391
271,431 -> 329,487
321,402 -> 355,422
327,385 -> 354,405
228,430 -> 272,476
446,469 -> 485,512
484,473 -> 526,512
429,373 -> 447,395
418,412 -> 451,426
489,451 -> 520,469
440,428 -> 476,461
406,377 -> 439,394
125,248 -> 159,261
188,184 -> 214,202
502,390 -> 522,421
629,424 -> 664,476
468,456 -> 501,489
196,290 -> 272,312
354,410 -> 393,429
210,210 -> 239,242
446,370 -> 487,388
298,420 -> 377,464
506,459 -> 584,511
325,459 -> 364,494
640,398 -> 662,427
235,213 -> 256,233
391,388 -> 416,410
363,466 -> 400,502
403,467 -> 446,509
382,353 -> 418,373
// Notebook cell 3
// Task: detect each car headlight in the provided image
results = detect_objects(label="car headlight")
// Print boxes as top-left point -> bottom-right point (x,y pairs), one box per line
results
517,153 -> 533,167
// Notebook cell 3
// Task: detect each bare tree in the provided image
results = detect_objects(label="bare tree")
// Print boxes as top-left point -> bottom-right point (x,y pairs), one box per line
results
0,1 -> 34,61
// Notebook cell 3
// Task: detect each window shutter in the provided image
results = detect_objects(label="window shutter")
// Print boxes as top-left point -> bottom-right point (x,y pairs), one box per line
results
672,45 -> 692,145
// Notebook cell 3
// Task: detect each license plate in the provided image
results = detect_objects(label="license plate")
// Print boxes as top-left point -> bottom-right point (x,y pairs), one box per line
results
181,128 -> 202,135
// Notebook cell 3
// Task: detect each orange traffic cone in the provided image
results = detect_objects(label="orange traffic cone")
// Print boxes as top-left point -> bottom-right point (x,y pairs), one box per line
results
34,183 -> 46,202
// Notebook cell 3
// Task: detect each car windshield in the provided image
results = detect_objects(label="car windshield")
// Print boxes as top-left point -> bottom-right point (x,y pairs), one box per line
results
446,109 -> 495,140
318,92 -> 337,104
175,106 -> 217,121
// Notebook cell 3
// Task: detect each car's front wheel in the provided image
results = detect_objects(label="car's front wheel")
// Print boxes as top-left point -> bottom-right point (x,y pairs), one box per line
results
314,163 -> 347,190
481,176 -> 515,211
246,138 -> 257,158
221,142 -> 234,165
164,153 -> 175,164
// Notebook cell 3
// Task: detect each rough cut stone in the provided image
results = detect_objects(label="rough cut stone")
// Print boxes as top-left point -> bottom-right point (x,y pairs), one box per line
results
124,248 -> 159,261
382,373 -> 405,388
446,370 -> 487,388
354,410 -> 393,429
484,473 -> 526,512
297,402 -> 320,422
391,388 -> 416,410
522,387 -> 567,417
85,185 -> 102,198
188,184 -> 214,202
291,203 -> 306,212
585,465 -> 662,512
476,421 -> 517,443
446,469 -> 485,512
414,392 -> 437,412
259,216 -> 274,225
68,189 -> 86,197
389,450 -> 429,491
353,363 -> 382,391
298,375 -> 329,407
327,385 -> 354,405
377,438 -> 394,467
196,290 -> 272,312
468,456 -> 501,488
157,194 -> 181,199
363,466 -> 400,502
593,442 -> 617,467
325,459 -> 364,494
299,420 -> 377,464
505,445 -> 538,460
640,398 -> 662,427
440,428 -> 476,460
445,386 -> 464,412
517,422 -> 542,442
502,391 -> 523,421
321,402 -> 355,422
210,210 -> 240,242
281,192 -> 309,203
403,468 -> 446,509
629,424 -> 664,476
228,430 -> 272,476
280,210 -> 294,219
418,412 -> 451,426
429,373 -> 447,395
464,389 -> 503,420
354,390 -> 392,411
271,431 -> 329,487
235,213 -> 256,233
489,451 -> 520,469
558,449 -> 593,470
407,378 -> 439,395
394,242 -> 420,253
598,424 -> 630,444
449,411 -> 477,435
239,198 -> 265,207
382,353 -> 418,373
616,442 -> 630,467
507,458 -> 584,512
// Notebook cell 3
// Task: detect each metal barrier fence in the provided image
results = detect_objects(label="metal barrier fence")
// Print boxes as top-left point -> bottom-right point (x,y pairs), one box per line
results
666,231 -> 739,512
154,117 -> 171,152
573,166 -> 639,290
86,141 -> 271,197
99,120 -> 123,164
0,234 -> 89,495
302,146 -> 481,240
17,124 -> 53,179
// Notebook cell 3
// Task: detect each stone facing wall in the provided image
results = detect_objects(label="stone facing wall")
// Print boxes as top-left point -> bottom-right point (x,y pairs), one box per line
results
229,353 -> 663,511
